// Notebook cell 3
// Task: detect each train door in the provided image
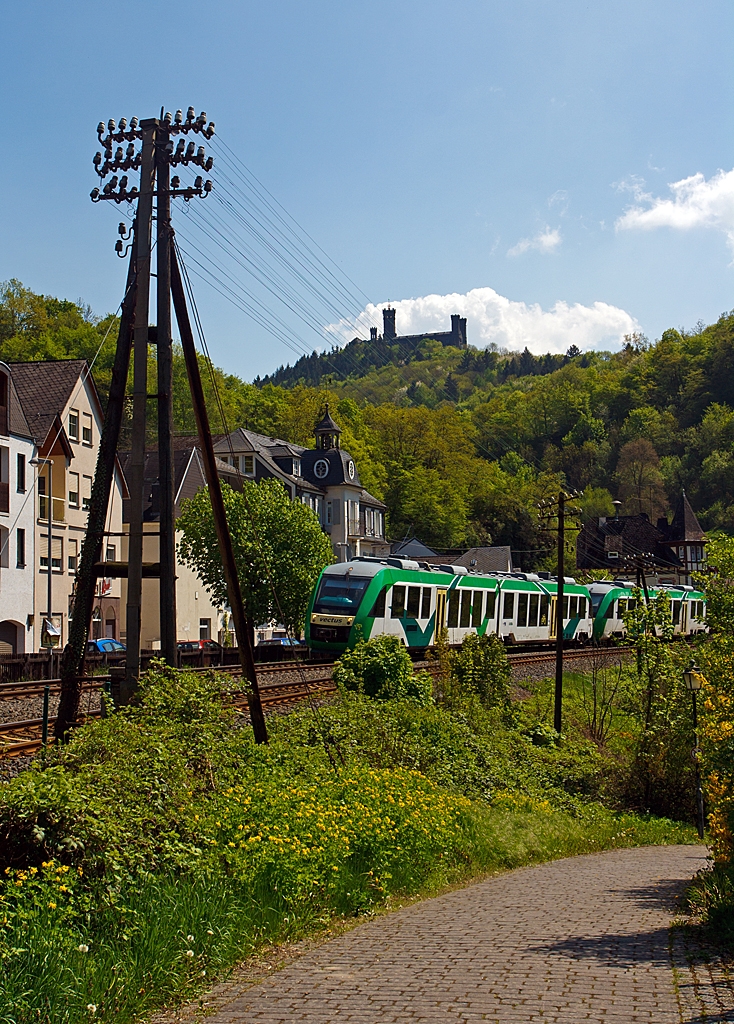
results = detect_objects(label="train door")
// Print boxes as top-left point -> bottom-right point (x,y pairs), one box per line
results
680,600 -> 688,635
434,589 -> 447,643
549,597 -> 557,639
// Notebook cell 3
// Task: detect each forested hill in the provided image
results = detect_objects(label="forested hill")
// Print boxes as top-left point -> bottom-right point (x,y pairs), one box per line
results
3,278 -> 734,565
258,332 -> 579,391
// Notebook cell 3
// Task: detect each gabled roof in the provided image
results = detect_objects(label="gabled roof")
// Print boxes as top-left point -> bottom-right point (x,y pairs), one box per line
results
118,446 -> 239,521
666,491 -> 705,543
360,488 -> 386,509
9,359 -> 92,444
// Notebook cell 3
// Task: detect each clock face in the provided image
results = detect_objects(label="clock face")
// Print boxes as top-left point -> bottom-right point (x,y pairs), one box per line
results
348,460 -> 356,480
314,458 -> 329,479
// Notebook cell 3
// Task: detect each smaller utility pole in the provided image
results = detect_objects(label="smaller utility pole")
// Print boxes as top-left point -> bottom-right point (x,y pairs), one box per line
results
554,490 -> 565,735
538,489 -> 583,735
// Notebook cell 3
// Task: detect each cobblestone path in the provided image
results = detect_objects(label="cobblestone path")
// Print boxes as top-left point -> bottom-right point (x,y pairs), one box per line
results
190,845 -> 734,1023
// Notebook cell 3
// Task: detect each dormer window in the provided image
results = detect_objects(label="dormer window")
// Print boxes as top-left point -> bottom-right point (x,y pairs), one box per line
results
292,458 -> 301,477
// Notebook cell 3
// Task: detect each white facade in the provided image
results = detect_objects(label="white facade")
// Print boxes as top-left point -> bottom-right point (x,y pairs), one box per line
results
0,363 -> 37,653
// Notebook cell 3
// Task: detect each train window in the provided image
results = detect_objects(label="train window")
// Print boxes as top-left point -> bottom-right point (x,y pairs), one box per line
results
578,597 -> 586,618
628,599 -> 637,611
672,600 -> 681,625
391,586 -> 406,619
604,600 -> 615,619
472,591 -> 483,627
407,586 -> 421,618
486,591 -> 496,619
529,593 -> 539,626
503,592 -> 515,620
539,595 -> 549,626
421,588 -> 432,619
517,593 -> 528,627
460,590 -> 472,628
562,596 -> 569,619
370,587 -> 387,618
314,574 -> 371,613
617,599 -> 627,616
448,590 -> 460,628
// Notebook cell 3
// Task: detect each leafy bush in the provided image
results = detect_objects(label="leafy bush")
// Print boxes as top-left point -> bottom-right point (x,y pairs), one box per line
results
451,632 -> 511,710
333,634 -> 433,704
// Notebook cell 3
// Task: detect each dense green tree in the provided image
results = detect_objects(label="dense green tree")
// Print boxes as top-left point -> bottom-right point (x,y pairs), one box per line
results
177,479 -> 334,638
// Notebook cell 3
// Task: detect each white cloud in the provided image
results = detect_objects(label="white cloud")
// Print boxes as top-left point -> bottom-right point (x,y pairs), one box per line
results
339,287 -> 639,356
507,226 -> 561,257
616,168 -> 734,249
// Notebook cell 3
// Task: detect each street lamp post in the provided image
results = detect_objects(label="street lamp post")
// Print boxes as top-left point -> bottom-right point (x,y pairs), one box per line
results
683,661 -> 707,840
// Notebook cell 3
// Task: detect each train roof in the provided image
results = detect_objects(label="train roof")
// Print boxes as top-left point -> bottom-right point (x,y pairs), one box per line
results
322,556 -> 585,589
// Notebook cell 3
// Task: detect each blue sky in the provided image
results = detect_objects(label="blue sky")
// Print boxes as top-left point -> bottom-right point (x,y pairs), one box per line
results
1,1 -> 733,379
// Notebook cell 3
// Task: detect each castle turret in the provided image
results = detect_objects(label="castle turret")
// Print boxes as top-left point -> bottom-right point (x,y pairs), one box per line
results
314,404 -> 341,450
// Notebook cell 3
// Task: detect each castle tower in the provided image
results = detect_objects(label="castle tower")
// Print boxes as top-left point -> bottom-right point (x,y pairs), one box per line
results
382,306 -> 396,340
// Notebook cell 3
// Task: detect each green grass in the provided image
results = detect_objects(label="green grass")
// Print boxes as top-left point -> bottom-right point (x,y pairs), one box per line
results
0,665 -> 699,1024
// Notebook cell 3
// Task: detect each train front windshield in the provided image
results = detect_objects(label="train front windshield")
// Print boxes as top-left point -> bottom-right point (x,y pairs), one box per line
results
313,575 -> 371,614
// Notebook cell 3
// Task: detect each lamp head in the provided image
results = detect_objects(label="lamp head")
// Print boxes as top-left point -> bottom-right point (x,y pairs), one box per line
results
683,662 -> 706,691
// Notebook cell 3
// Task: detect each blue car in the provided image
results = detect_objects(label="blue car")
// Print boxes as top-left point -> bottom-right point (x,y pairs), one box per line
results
87,638 -> 126,654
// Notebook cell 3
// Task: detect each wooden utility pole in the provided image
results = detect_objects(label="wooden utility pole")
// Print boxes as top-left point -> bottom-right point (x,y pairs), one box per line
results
53,110 -> 216,732
171,245 -> 268,743
55,254 -> 137,738
554,490 -> 565,735
155,120 -> 177,667
122,118 -> 156,703
538,489 -> 582,736
60,109 -> 251,732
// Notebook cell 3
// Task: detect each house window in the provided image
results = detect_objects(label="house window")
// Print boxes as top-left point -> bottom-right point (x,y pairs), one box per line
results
325,501 -> 333,526
0,526 -> 8,568
16,528 -> 25,568
0,373 -> 7,436
82,475 -> 92,511
199,618 -> 211,641
348,501 -> 359,536
82,413 -> 93,445
607,551 -> 619,560
106,544 -> 116,562
292,458 -> 301,477
0,446 -> 8,513
68,410 -> 79,441
68,472 -> 80,509
68,539 -> 78,572
41,536 -> 63,572
241,455 -> 254,476
16,453 -> 25,493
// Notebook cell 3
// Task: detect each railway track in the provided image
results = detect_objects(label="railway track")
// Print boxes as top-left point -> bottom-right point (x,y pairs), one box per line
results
0,646 -> 634,760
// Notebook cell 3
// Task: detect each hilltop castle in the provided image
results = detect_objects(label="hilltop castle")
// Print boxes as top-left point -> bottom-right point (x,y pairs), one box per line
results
367,307 -> 467,349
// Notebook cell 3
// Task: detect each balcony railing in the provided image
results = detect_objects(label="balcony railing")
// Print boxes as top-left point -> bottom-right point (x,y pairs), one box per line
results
38,495 -> 66,523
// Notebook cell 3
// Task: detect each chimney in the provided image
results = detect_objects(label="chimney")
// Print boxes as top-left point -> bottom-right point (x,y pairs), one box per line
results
370,326 -> 377,341
451,314 -> 467,347
383,306 -> 396,339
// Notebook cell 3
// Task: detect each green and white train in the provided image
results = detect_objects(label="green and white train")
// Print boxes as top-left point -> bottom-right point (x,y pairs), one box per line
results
305,556 -> 707,654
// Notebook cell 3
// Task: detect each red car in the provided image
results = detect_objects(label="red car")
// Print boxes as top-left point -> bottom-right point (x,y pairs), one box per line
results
177,639 -> 222,652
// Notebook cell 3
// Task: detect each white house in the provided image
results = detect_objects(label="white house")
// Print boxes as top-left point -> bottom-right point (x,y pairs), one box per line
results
0,363 -> 37,653
10,360 -> 126,650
